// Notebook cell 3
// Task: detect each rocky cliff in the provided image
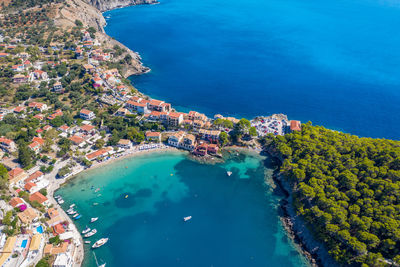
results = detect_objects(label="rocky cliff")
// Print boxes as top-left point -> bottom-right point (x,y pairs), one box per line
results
87,0 -> 158,12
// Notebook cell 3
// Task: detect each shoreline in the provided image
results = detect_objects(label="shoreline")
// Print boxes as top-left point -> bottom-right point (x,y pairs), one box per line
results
265,148 -> 337,267
47,145 -> 183,266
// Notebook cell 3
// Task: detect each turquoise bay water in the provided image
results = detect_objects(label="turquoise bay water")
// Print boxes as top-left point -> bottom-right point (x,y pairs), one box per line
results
57,152 -> 309,266
104,0 -> 400,140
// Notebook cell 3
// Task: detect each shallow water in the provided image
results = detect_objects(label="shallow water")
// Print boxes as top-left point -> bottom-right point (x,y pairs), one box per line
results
57,152 -> 310,267
104,0 -> 400,139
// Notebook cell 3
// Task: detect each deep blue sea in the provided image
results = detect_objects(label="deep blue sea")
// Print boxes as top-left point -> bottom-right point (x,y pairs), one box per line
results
104,0 -> 400,140
57,152 -> 310,267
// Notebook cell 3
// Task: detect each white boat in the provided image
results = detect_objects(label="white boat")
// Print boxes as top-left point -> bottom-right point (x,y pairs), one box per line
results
183,216 -> 192,222
70,204 -> 76,208
85,229 -> 97,238
98,264 -> 106,267
92,238 -> 108,249
227,171 -> 232,176
68,210 -> 76,215
95,188 -> 100,193
82,227 -> 91,234
85,241 -> 91,244
91,217 -> 98,223
73,213 -> 80,218
58,199 -> 64,204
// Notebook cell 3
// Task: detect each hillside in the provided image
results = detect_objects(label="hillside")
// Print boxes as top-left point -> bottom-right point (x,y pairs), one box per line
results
269,124 -> 400,266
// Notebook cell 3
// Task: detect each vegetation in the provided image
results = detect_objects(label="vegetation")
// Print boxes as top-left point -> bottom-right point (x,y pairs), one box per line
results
269,123 -> 400,265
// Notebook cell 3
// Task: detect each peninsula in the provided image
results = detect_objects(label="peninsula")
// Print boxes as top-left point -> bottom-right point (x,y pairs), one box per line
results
0,0 -> 399,267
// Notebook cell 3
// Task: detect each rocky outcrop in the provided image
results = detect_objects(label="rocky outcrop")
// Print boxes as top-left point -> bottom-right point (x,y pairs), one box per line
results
87,0 -> 158,12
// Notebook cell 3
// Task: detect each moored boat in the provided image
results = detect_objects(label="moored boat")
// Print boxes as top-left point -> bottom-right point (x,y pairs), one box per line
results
85,241 -> 91,244
91,217 -> 98,223
73,213 -> 80,218
82,227 -> 91,234
70,204 -> 76,208
74,215 -> 82,220
85,229 -> 97,238
92,238 -> 108,249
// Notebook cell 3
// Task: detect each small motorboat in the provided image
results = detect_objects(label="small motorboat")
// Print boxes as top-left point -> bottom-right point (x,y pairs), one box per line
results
58,199 -> 64,204
85,241 -> 91,244
91,217 -> 98,223
85,229 -> 97,238
92,238 -> 109,249
95,188 -> 100,193
70,204 -> 76,208
75,215 -> 82,220
227,171 -> 232,176
125,195 -> 128,199
82,227 -> 91,234
68,210 -> 77,215
98,264 -> 106,267
183,216 -> 192,222
93,203 -> 99,206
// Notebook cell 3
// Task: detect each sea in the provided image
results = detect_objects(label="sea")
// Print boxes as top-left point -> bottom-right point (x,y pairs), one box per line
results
103,0 -> 400,140
56,151 -> 310,267
57,0 -> 400,265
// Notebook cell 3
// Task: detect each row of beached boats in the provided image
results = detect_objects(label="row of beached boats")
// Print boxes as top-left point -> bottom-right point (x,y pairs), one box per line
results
55,195 -> 64,204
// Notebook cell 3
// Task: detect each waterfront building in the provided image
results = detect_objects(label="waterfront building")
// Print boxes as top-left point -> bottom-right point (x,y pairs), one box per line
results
290,120 -> 301,131
145,131 -> 161,142
168,112 -> 183,126
207,144 -> 219,154
198,129 -> 221,141
117,139 -> 132,149
180,134 -> 196,151
168,131 -> 185,147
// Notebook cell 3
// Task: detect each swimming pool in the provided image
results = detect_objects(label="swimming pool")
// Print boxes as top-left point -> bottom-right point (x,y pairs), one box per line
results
21,239 -> 27,248
36,226 -> 43,234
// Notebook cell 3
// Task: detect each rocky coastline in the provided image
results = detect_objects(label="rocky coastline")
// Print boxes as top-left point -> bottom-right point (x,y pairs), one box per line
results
266,147 -> 338,267
88,0 -> 159,12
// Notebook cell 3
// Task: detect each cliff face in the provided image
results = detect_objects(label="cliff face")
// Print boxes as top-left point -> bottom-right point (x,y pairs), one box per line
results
87,0 -> 158,12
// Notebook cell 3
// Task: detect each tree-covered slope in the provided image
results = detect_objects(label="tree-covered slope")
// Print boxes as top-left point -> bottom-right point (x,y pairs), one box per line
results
269,124 -> 400,266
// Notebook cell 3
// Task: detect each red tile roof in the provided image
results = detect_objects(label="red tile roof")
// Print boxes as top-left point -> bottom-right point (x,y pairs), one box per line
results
290,120 -> 301,131
29,192 -> 48,204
